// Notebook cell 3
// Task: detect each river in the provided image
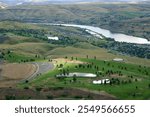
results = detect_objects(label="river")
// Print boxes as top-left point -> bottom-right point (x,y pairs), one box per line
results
53,24 -> 150,44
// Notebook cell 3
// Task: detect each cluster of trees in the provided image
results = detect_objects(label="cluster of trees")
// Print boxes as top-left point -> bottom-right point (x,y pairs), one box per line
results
0,34 -> 8,43
99,41 -> 150,59
76,63 -> 95,69
48,36 -> 78,46
105,70 -> 123,76
0,29 -> 47,41
56,67 -> 70,79
0,50 -> 10,59
5,95 -> 16,100
109,78 -> 132,86
137,68 -> 149,76
0,49 -> 37,63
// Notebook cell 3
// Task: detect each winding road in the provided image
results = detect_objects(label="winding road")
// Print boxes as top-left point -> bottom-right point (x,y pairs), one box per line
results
25,62 -> 54,81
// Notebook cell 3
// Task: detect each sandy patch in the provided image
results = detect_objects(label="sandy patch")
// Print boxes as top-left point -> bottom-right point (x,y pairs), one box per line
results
53,58 -> 84,64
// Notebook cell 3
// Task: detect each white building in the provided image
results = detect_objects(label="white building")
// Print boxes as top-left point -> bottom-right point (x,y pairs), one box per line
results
47,36 -> 59,41
93,79 -> 110,85
113,58 -> 124,62
56,72 -> 97,78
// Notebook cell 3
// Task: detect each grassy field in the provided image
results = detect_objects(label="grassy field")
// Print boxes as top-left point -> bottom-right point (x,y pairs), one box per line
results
1,42 -> 150,66
19,57 -> 150,100
1,39 -> 149,99
47,46 -> 150,66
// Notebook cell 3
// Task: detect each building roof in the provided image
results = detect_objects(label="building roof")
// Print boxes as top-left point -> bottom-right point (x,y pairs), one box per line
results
113,58 -> 124,62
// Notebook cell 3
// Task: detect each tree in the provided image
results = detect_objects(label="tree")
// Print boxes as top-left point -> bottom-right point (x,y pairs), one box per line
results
5,95 -> 16,100
148,84 -> 150,88
73,74 -> 77,82
86,55 -> 88,59
35,87 -> 42,92
7,50 -> 11,54
66,69 -> 69,75
102,67 -> 105,71
0,68 -> 2,79
104,80 -> 107,85
63,69 -> 66,75
35,54 -> 38,58
59,64 -> 63,68
71,57 -> 74,60
128,79 -> 132,83
25,80 -> 29,83
132,93 -> 136,97
135,79 -> 138,82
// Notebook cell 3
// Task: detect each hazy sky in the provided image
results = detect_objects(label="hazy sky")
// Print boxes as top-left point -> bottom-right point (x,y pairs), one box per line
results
1,0 -> 149,1
0,0 -> 149,3
26,0 -> 148,1
29,0 -> 148,2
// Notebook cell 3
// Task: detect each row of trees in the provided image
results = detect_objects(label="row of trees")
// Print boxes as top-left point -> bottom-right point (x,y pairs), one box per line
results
48,36 -> 78,46
0,29 -> 47,41
0,49 -> 39,63
100,41 -> 150,59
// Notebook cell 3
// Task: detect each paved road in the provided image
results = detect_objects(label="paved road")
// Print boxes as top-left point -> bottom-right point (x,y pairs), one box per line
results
25,62 -> 54,81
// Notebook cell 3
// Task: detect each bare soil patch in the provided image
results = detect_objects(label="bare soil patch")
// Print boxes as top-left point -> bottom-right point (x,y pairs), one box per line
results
53,58 -> 84,64
0,63 -> 36,87
75,88 -> 116,99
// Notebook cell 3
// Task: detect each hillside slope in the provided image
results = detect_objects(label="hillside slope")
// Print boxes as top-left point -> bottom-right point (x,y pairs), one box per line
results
0,3 -> 149,40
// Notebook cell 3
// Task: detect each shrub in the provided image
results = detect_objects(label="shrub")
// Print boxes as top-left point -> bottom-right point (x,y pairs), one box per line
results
5,95 -> 16,100
47,95 -> 54,100
35,87 -> 42,92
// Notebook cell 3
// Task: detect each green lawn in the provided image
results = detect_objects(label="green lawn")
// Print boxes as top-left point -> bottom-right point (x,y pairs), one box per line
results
3,51 -> 40,63
19,57 -> 150,100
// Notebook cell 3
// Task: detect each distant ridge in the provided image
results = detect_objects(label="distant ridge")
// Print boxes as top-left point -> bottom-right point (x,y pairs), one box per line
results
0,0 -> 149,6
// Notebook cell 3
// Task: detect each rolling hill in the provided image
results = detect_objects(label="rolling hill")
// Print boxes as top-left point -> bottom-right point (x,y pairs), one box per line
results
0,3 -> 149,40
0,0 -> 149,6
0,1 -> 150,100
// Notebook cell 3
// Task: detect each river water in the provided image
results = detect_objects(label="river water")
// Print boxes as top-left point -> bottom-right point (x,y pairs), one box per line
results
55,24 -> 150,44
